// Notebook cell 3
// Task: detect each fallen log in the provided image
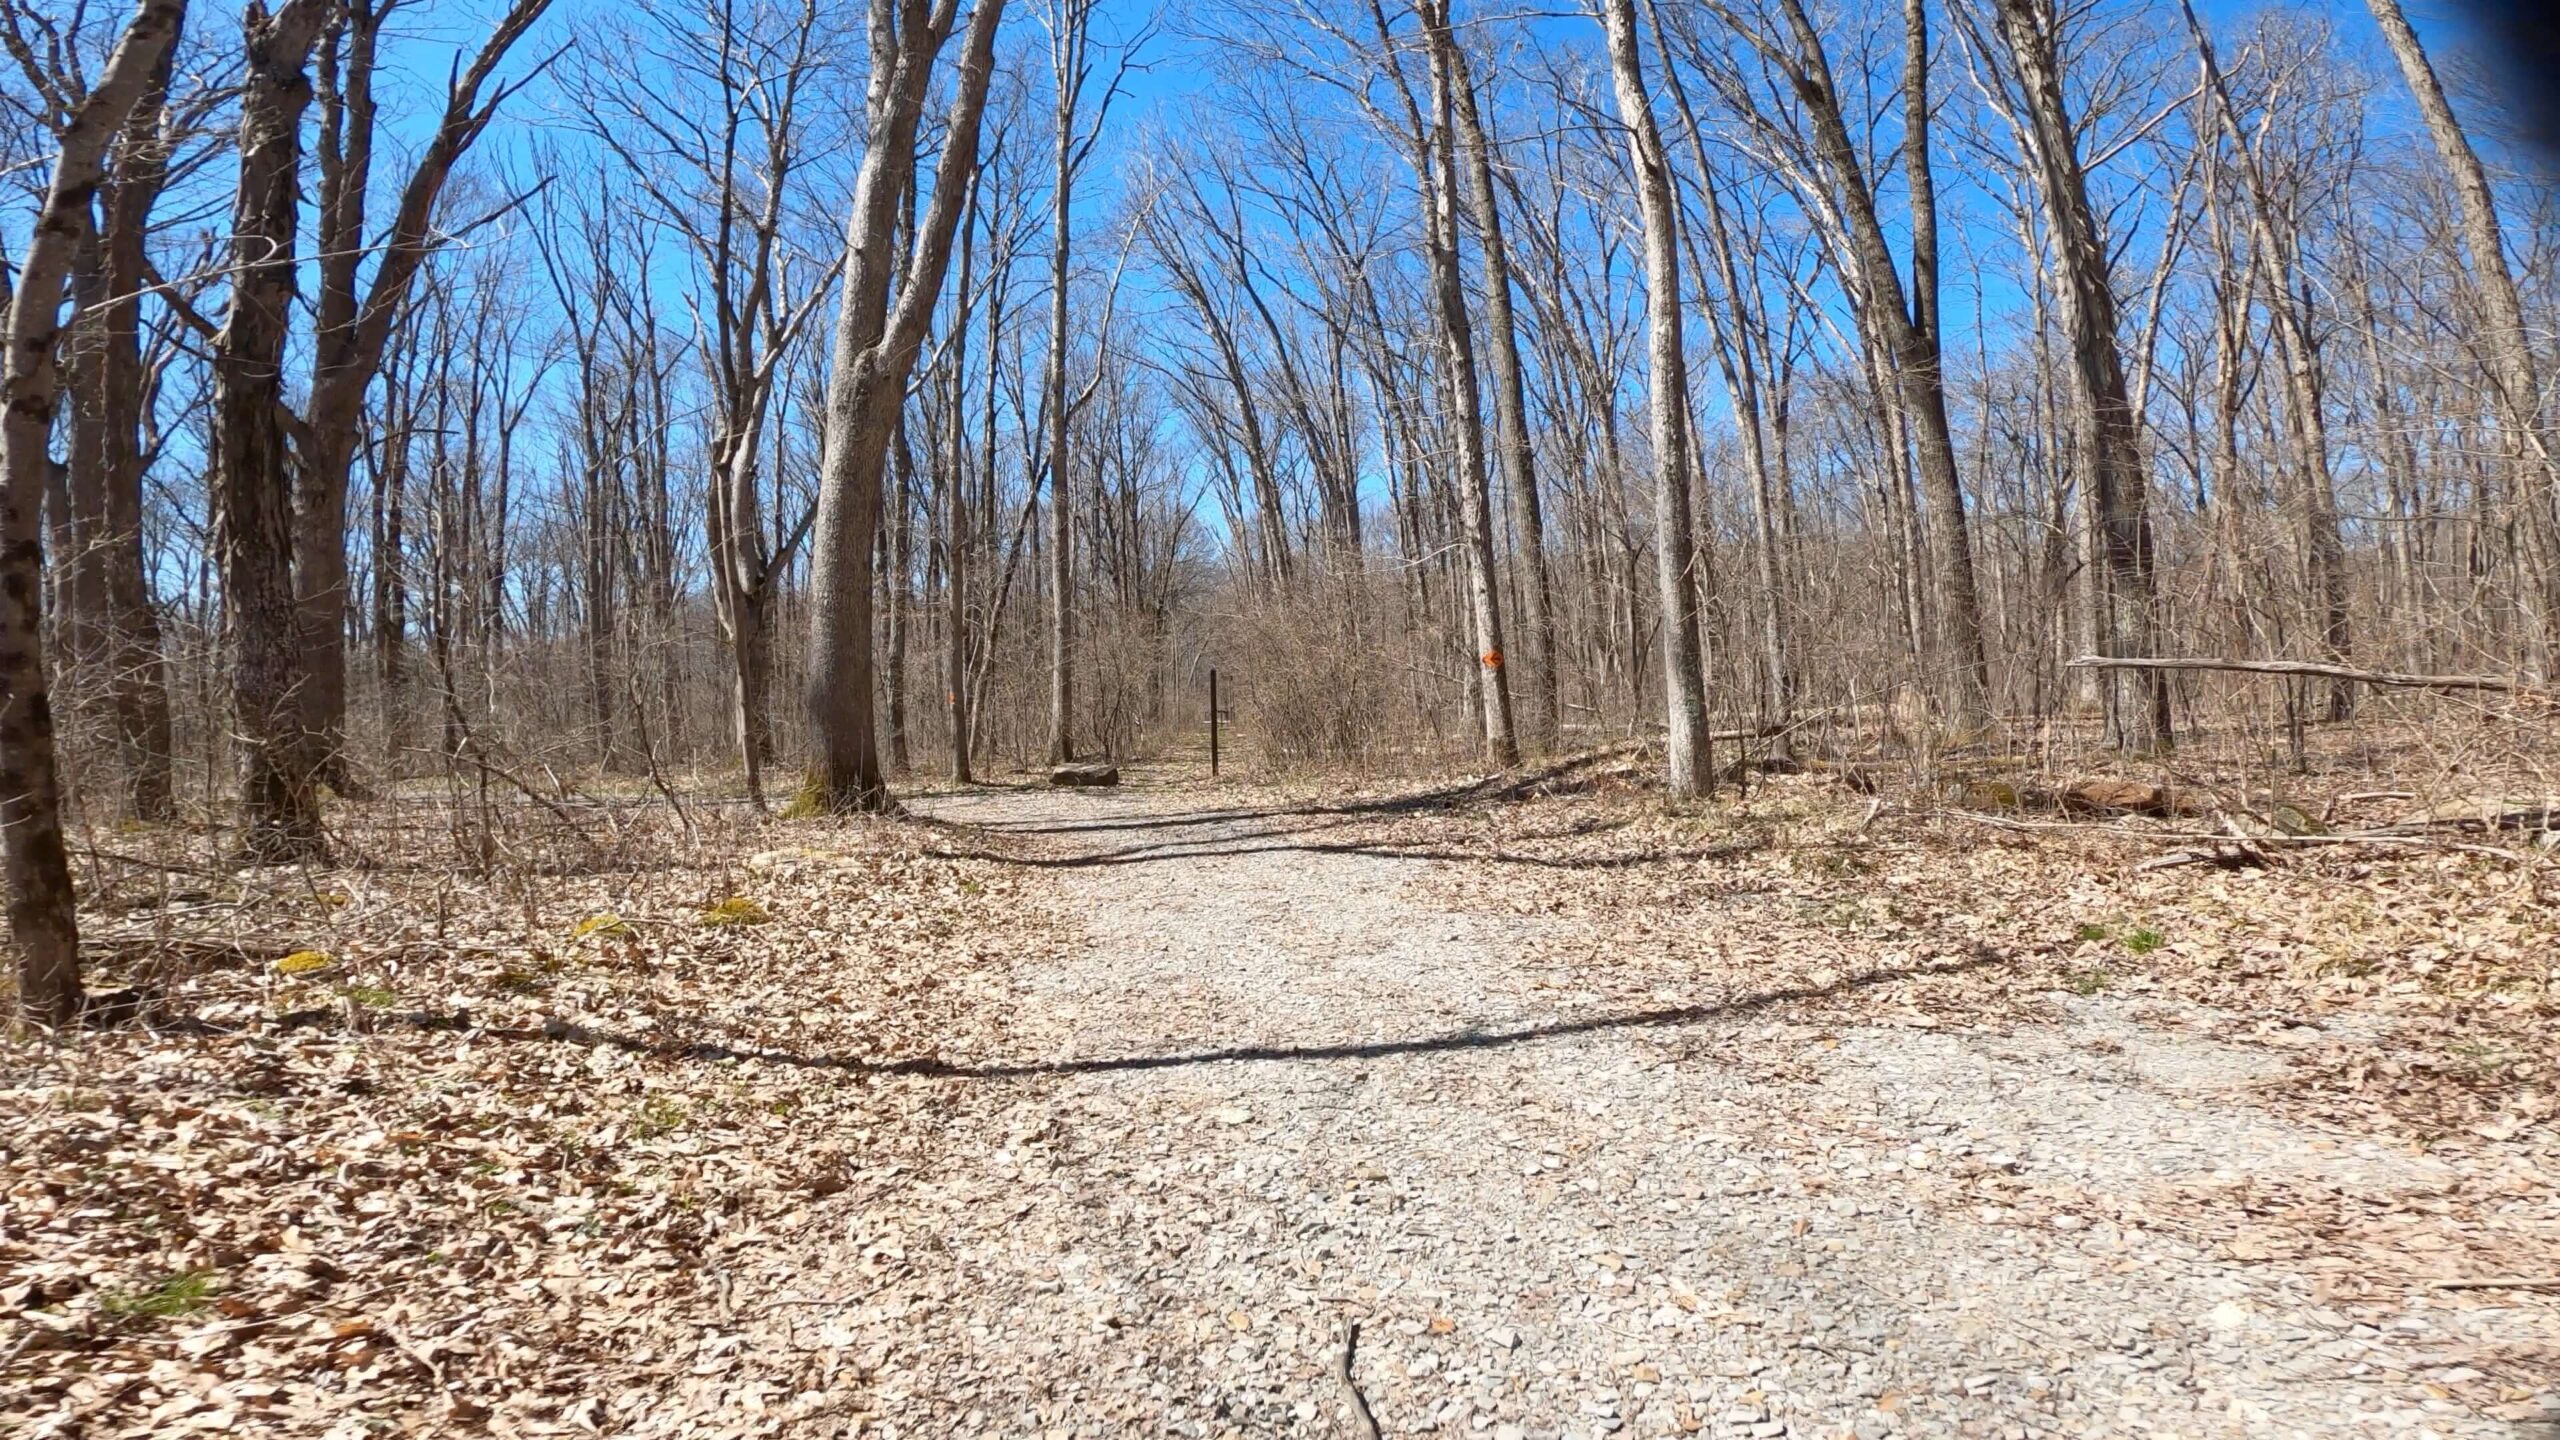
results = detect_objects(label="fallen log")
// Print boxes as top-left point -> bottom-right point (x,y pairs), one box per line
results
1949,809 -> 2536,863
2377,796 -> 2557,834
2066,655 -> 2531,693
2136,815 -> 2270,872
1953,776 -> 2202,818
1048,763 -> 1120,788
2058,778 -> 2185,817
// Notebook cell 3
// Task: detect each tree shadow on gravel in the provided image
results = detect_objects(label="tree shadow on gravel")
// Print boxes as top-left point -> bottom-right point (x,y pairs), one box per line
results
917,801 -> 1746,872
263,951 -> 2003,1081
923,831 -> 1761,871
936,750 -> 1641,842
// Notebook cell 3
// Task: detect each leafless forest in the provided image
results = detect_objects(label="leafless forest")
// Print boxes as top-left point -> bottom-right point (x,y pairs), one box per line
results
4,0 -> 2559,1433
3,0 -> 2556,950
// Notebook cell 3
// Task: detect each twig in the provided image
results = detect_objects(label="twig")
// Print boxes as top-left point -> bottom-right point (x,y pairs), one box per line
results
2065,655 -> 2533,693
622,665 -> 697,838
72,846 -> 235,879
1945,809 -> 2531,861
2429,1276 -> 2560,1291
1336,1318 -> 1382,1440
2136,846 -> 2257,873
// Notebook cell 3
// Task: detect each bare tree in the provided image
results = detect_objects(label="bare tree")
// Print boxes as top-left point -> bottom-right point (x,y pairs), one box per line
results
1425,0 -> 1558,750
1038,0 -> 1123,764
212,0 -> 332,861
805,0 -> 1006,811
291,0 -> 556,797
1684,0 -> 1992,730
1979,0 -> 2167,748
6,0 -> 193,822
2,0 -> 186,1022
1377,0 -> 1516,766
581,0 -> 840,807
1599,0 -> 1710,795
2178,0 -> 2351,718
2362,0 -> 2560,668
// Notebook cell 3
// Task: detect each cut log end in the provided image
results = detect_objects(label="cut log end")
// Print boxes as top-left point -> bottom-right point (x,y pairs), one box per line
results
1048,763 -> 1120,788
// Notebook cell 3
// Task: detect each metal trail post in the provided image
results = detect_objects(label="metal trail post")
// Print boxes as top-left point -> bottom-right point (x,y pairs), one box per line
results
1209,668 -> 1221,777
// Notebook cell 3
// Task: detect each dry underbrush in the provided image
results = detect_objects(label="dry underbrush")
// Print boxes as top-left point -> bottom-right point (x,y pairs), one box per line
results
4,710 -> 2555,1434
1204,717 -> 2557,1315
2,796 -> 1053,1437
1289,713 -> 2558,1153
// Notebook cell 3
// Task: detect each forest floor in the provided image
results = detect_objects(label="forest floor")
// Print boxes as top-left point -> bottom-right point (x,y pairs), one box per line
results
5,739 -> 2559,1438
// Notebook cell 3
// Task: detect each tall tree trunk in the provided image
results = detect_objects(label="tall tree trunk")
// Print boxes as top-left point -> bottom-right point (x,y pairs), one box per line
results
710,389 -> 780,801
807,0 -> 1005,812
1646,6 -> 1792,750
215,0 -> 332,861
944,388 -> 973,782
1042,250 -> 1074,762
1601,0 -> 1711,796
1991,0 -> 2167,748
90,37 -> 179,821
1431,2 -> 1558,752
1767,0 -> 1991,730
886,415 -> 915,773
371,382 -> 411,774
60,226 -> 112,786
2,0 -> 188,1025
948,188 -> 1000,786
1413,16 -> 1517,766
1041,0 -> 1096,765
582,384 -> 623,770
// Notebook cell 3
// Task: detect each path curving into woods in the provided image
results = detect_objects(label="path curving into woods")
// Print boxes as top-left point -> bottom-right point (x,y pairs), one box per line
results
692,776 -> 2549,1439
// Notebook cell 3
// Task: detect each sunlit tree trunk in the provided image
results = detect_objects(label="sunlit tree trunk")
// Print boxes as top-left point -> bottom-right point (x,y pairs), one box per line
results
807,0 -> 1005,811
2,0 -> 188,1024
1990,0 -> 2167,748
1405,5 -> 1517,766
1600,0 -> 1711,795
1429,0 -> 1557,751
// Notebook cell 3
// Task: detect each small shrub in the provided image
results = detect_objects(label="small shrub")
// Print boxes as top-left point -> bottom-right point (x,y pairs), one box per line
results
1965,780 -> 2022,810
2269,804 -> 2326,836
101,1269 -> 218,1321
633,1097 -> 689,1138
571,913 -> 633,942
699,896 -> 772,927
2066,968 -> 2113,995
2074,923 -> 2110,943
2122,928 -> 2167,955
341,985 -> 400,1009
780,775 -> 830,820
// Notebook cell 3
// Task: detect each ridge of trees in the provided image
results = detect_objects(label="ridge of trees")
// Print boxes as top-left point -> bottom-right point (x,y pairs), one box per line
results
7,0 -> 2558,1017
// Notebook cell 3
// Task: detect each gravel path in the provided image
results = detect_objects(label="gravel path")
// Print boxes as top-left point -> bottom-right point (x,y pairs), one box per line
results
754,780 -> 2554,1440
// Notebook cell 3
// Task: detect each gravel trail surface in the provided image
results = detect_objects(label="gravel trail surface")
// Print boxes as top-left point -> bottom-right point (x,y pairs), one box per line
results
736,779 -> 2553,1440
